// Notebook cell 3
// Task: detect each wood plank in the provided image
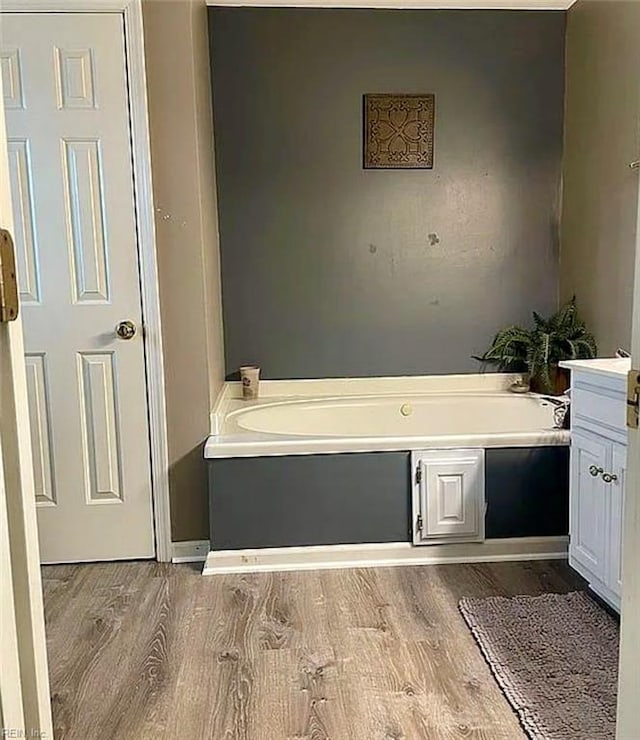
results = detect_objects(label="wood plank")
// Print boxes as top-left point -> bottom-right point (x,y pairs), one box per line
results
40,560 -> 585,739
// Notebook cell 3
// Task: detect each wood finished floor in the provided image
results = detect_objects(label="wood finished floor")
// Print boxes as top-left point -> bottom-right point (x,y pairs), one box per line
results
42,559 -> 584,740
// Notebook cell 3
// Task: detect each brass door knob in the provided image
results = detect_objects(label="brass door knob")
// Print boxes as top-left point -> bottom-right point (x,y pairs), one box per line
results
115,320 -> 137,340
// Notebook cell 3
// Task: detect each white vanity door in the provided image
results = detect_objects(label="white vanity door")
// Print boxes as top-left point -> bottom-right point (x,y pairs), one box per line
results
412,449 -> 484,545
607,442 -> 627,598
569,429 -> 609,583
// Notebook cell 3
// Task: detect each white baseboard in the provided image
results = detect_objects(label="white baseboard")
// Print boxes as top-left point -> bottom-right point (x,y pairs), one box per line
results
171,540 -> 210,563
202,536 -> 568,575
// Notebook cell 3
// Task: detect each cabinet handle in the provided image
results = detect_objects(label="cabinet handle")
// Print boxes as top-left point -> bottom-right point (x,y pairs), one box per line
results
589,465 -> 604,477
602,472 -> 618,484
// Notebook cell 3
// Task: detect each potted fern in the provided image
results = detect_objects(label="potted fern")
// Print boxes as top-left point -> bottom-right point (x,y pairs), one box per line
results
474,297 -> 597,395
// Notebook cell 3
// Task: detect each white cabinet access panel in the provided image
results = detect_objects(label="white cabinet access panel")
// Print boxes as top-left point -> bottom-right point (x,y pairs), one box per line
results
411,449 -> 485,545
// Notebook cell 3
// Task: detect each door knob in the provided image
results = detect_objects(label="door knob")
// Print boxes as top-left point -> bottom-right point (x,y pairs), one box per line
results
115,320 -> 137,340
589,465 -> 603,477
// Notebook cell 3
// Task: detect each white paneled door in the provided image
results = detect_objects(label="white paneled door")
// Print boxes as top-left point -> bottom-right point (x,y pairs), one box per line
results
1,13 -> 155,562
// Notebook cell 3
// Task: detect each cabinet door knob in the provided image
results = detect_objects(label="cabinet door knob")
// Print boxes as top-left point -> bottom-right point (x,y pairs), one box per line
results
602,472 -> 618,484
589,465 -> 603,477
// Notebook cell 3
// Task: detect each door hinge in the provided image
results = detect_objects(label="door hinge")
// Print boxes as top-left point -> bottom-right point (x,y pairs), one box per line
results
0,229 -> 19,323
627,369 -> 640,430
416,514 -> 423,533
415,464 -> 422,486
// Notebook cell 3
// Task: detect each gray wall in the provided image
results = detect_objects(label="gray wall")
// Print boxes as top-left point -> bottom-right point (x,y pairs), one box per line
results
210,9 -> 566,379
209,453 -> 412,549
560,0 -> 640,356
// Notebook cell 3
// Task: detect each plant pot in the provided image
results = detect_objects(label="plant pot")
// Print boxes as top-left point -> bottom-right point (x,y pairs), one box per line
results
530,365 -> 570,396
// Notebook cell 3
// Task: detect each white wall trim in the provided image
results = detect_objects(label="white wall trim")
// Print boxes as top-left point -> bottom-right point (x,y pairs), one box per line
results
172,540 -> 210,564
204,0 -> 577,8
6,0 -> 577,12
4,0 -> 173,562
202,536 -> 569,575
2,0 -> 140,10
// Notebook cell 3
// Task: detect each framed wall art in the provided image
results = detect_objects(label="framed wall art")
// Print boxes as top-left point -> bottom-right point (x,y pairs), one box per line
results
363,93 -> 435,169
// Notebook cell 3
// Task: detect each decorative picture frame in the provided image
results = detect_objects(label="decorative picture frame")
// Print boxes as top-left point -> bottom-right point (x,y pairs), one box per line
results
363,93 -> 435,169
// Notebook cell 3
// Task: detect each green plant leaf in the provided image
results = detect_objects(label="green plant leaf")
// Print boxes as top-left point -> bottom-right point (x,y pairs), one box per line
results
472,297 -> 597,391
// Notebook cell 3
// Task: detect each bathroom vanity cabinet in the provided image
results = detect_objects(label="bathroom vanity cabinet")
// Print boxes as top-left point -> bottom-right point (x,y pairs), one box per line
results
561,359 -> 631,612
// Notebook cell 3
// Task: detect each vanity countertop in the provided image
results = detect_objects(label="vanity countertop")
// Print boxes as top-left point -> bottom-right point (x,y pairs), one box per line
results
559,357 -> 631,379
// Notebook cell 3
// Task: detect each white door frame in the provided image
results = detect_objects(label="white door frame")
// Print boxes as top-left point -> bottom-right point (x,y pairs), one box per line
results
616,159 -> 640,736
2,0 -> 172,562
0,439 -> 29,736
0,36 -> 52,735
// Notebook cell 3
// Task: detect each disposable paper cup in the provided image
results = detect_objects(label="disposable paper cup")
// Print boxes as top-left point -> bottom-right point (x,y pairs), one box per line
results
240,365 -> 260,399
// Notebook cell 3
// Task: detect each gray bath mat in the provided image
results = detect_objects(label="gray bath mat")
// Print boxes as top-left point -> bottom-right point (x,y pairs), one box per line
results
459,591 -> 619,740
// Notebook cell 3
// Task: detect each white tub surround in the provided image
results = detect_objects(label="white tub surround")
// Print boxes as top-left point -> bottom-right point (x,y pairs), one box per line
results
206,374 -> 570,575
205,374 -> 569,458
